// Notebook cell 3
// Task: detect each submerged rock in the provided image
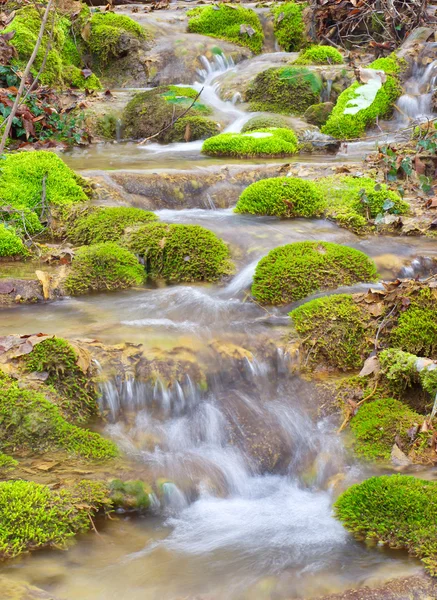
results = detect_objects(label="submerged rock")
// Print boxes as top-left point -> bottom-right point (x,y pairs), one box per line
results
315,574 -> 437,599
0,576 -> 61,600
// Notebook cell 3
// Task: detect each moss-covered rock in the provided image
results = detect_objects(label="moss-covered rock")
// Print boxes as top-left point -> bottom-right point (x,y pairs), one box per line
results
235,177 -> 326,218
0,225 -> 28,258
303,102 -> 334,126
335,474 -> 437,574
109,479 -> 152,511
390,289 -> 437,358
166,116 -> 221,143
201,128 -> 298,157
272,2 -> 307,52
67,206 -> 158,245
295,45 -> 343,65
290,294 -> 372,370
241,115 -> 289,133
64,242 -> 146,296
252,242 -> 379,305
187,4 -> 264,54
122,86 -> 212,141
63,65 -> 102,91
89,12 -> 148,66
246,67 -> 323,114
122,223 -> 233,282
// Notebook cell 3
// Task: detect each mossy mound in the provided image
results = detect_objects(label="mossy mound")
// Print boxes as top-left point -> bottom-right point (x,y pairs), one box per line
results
241,115 -> 289,133
0,479 -> 110,559
63,65 -> 102,91
24,338 -> 98,424
122,86 -> 213,141
272,2 -> 307,52
335,474 -> 437,574
317,175 -> 410,232
290,294 -> 371,370
390,289 -> 437,358
201,128 -> 298,158
89,12 -> 148,65
187,4 -> 263,54
235,177 -> 326,218
64,242 -> 146,296
0,225 -> 28,258
246,67 -> 323,114
110,479 -> 152,511
350,398 -> 422,461
68,206 -> 158,245
122,223 -> 233,282
303,102 -> 333,127
252,242 -> 379,305
0,373 -> 117,459
166,116 -> 221,143
294,45 -> 344,65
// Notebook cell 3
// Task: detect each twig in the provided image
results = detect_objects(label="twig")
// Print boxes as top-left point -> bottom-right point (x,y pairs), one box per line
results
88,513 -> 103,537
374,303 -> 398,351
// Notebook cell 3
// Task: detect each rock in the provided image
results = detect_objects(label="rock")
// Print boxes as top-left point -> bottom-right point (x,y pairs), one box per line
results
314,574 -> 437,599
391,443 -> 412,467
0,278 -> 43,306
304,102 -> 334,127
0,576 -> 60,599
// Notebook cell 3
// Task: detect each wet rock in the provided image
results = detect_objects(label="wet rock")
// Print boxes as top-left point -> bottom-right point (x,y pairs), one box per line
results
304,102 -> 334,127
391,443 -> 412,467
315,574 -> 437,600
0,576 -> 60,599
0,278 -> 43,306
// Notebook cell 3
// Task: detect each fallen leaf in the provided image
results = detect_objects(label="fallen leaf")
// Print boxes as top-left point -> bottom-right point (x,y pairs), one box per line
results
359,355 -> 380,377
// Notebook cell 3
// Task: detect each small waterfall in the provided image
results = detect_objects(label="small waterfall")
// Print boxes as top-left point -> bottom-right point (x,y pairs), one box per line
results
395,58 -> 437,123
115,118 -> 123,142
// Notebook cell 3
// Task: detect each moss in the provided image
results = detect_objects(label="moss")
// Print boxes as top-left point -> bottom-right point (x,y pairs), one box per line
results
64,242 -> 146,296
246,67 -> 323,114
290,294 -> 372,370
122,223 -> 233,283
94,113 -> 118,140
294,45 -> 343,65
350,398 -> 422,460
0,479 -> 111,559
420,368 -> 437,397
187,4 -> 263,54
368,54 -> 407,76
303,102 -> 333,127
241,115 -> 289,133
68,206 -> 158,245
166,116 -> 221,143
63,65 -> 102,91
390,307 -> 437,359
89,12 -> 147,65
235,177 -> 326,218
0,375 -> 117,459
0,225 -> 28,258
0,453 -> 18,474
272,2 -> 307,52
252,242 -> 379,305
24,338 -> 98,424
122,86 -> 212,142
335,474 -> 437,575
379,349 -> 419,394
109,479 -> 152,511
202,128 -> 298,158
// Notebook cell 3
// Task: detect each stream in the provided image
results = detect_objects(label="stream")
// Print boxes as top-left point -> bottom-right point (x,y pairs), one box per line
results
2,10 -> 437,600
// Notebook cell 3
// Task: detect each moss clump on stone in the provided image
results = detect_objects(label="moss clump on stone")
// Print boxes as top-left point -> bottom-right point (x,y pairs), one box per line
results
303,102 -> 333,127
252,242 -> 379,305
187,4 -> 263,53
166,116 -> 221,143
64,242 -> 146,296
202,128 -> 298,157
350,398 -> 422,460
0,453 -> 18,474
0,479 -> 111,559
290,294 -> 371,370
246,67 -> 323,114
0,225 -> 28,258
122,223 -> 233,282
390,290 -> 437,358
89,12 -> 147,65
241,115 -> 289,133
0,374 -> 117,459
379,348 -> 419,394
63,65 -> 102,91
24,337 -> 98,424
68,206 -> 158,245
109,479 -> 152,511
335,474 -> 437,575
272,2 -> 307,52
122,86 -> 212,141
294,45 -> 343,65
235,177 -> 326,218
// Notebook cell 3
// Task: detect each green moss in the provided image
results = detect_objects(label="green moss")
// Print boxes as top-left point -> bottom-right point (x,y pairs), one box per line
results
89,12 -> 147,65
390,298 -> 437,359
202,128 -> 298,157
109,479 -> 152,511
272,2 -> 307,52
166,116 -> 220,143
63,65 -> 102,91
246,67 -> 323,114
0,375 -> 117,459
420,368 -> 437,397
187,4 -> 263,53
235,177 -> 326,218
379,348 -> 419,394
122,223 -> 233,283
24,338 -> 98,424
68,206 -> 158,245
350,398 -> 421,460
290,294 -> 371,370
294,45 -> 343,65
252,242 -> 379,305
0,453 -> 18,474
64,242 -> 146,296
0,479 -> 110,558
303,102 -> 333,127
94,113 -> 118,140
368,54 -> 407,76
335,474 -> 437,574
241,115 -> 289,133
0,225 -> 28,258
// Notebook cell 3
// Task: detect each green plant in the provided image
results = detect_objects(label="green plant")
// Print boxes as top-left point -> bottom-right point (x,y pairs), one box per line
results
122,223 -> 234,282
109,479 -> 152,510
89,12 -> 148,65
68,206 -> 158,245
335,474 -> 437,574
272,2 -> 307,52
0,224 -> 28,258
63,65 -> 102,91
390,305 -> 437,358
241,115 -> 289,133
202,128 -> 298,157
235,177 -> 326,218
64,242 -> 146,295
187,4 -> 264,53
290,294 -> 371,370
379,348 -> 419,394
294,45 -> 343,65
0,453 -> 18,473
252,242 -> 379,305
